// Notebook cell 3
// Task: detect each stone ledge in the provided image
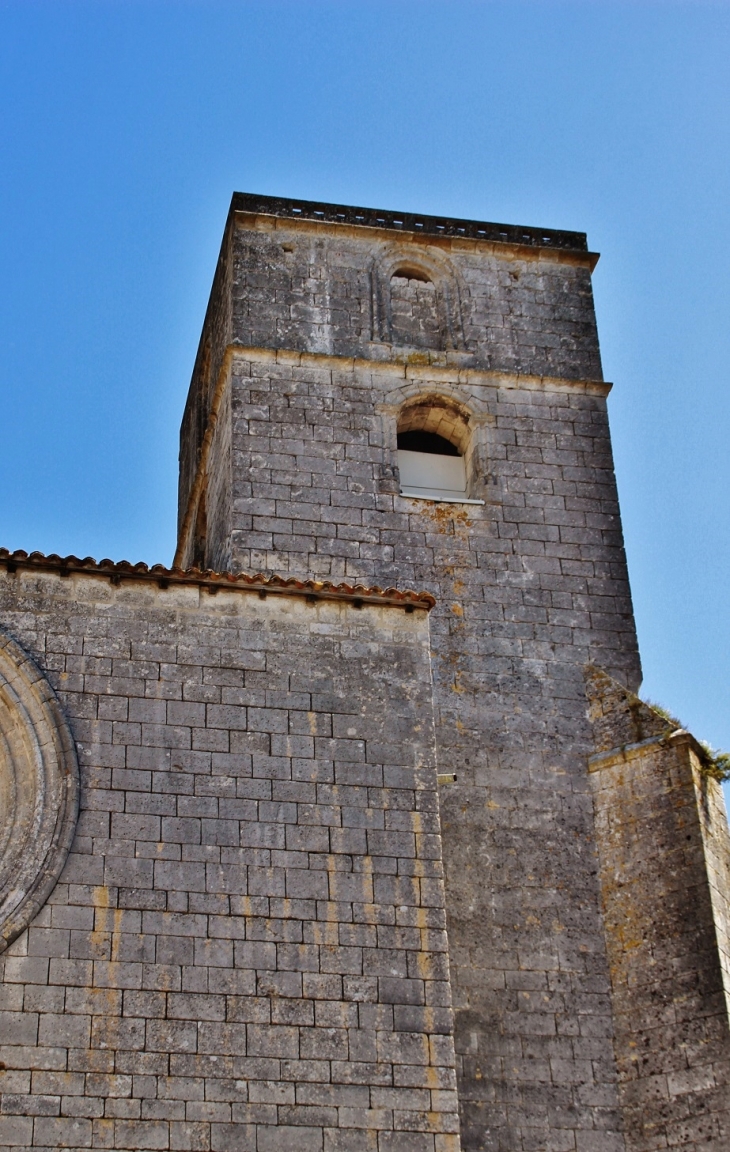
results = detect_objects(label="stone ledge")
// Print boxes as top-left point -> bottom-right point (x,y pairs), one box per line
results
230,342 -> 612,395
588,728 -> 704,773
230,190 -> 591,254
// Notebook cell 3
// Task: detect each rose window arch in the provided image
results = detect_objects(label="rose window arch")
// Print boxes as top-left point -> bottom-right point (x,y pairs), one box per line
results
0,629 -> 79,952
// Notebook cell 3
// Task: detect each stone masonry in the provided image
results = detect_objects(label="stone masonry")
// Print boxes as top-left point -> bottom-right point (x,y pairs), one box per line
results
0,564 -> 459,1151
176,196 -> 641,1151
2,193 -> 730,1151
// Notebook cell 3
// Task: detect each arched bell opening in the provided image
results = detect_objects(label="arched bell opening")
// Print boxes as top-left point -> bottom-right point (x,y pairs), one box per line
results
396,400 -> 472,500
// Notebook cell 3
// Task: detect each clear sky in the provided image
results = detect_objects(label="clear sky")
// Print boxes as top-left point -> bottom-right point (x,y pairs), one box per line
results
1,1 -> 729,759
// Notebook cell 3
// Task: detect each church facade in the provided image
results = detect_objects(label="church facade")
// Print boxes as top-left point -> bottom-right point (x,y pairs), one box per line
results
1,194 -> 730,1151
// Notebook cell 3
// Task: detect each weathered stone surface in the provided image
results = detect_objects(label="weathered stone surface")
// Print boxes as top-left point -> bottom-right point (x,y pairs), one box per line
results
0,628 -> 79,952
588,670 -> 730,1151
177,197 -> 640,1151
585,663 -> 673,752
3,194 -> 730,1150
177,198 -> 604,548
0,571 -> 459,1150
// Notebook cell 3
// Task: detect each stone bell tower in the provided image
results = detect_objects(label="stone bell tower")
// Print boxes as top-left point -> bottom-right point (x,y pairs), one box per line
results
3,194 -> 730,1152
175,193 -> 730,1150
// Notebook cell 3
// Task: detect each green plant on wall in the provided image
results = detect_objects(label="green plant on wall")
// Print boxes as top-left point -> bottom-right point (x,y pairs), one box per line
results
644,699 -> 730,783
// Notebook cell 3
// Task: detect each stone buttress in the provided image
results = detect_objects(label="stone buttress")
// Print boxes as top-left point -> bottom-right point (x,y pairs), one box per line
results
585,667 -> 730,1151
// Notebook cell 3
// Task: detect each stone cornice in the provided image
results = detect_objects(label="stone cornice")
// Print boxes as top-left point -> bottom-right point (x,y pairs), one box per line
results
229,191 -> 596,264
228,343 -> 612,396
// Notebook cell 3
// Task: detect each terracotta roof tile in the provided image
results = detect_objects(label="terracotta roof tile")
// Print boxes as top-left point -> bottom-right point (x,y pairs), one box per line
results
0,548 -> 435,611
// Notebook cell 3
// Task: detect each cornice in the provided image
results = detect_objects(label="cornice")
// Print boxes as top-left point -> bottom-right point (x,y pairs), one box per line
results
228,343 -> 612,396
229,192 -> 595,264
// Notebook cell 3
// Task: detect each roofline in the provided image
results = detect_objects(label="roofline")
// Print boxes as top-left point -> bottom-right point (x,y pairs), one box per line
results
0,549 -> 435,611
230,191 -> 590,255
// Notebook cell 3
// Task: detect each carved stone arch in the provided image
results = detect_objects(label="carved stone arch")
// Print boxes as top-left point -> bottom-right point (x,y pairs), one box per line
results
370,246 -> 466,351
0,629 -> 79,952
376,380 -> 496,500
397,392 -> 473,454
377,377 -> 492,421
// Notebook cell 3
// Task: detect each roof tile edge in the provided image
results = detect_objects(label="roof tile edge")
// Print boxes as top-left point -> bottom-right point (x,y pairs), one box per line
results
0,549 -> 435,611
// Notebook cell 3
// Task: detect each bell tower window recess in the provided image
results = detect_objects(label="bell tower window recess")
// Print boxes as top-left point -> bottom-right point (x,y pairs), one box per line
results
397,406 -> 485,505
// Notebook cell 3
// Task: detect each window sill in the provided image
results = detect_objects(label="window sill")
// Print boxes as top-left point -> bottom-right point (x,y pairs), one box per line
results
399,489 -> 485,505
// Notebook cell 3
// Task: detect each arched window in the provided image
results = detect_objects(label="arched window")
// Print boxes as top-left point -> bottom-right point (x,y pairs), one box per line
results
397,402 -> 469,500
390,268 -> 442,350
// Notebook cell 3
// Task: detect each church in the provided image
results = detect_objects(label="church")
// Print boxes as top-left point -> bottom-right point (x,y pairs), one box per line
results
1,193 -> 729,1151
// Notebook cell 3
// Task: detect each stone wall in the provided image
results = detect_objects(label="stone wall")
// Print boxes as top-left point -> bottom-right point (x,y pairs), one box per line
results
203,381 -> 233,575
178,225 -> 235,541
389,276 -> 442,352
0,567 -> 460,1152
180,330 -> 640,1148
224,214 -> 602,377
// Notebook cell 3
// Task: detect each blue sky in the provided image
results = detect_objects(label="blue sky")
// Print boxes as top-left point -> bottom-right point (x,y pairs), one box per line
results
1,0 -> 729,756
